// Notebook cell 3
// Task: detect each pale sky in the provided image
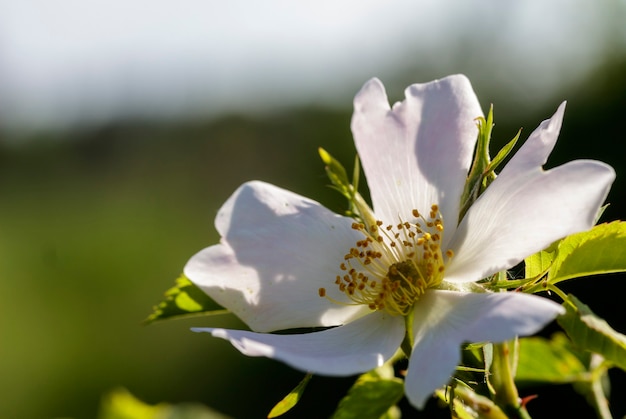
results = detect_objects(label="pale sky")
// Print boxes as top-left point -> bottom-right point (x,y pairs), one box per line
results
0,0 -> 624,133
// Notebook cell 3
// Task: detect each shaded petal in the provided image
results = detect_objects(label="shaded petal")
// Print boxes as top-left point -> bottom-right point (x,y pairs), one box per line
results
351,75 -> 483,236
184,181 -> 369,332
192,311 -> 405,376
405,290 -> 563,408
445,103 -> 615,282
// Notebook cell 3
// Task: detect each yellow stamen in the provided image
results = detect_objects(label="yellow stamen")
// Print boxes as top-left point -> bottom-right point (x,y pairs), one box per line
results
320,204 -> 448,316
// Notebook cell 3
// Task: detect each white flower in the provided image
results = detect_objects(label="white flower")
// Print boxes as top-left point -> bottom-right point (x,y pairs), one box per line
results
184,75 -> 615,408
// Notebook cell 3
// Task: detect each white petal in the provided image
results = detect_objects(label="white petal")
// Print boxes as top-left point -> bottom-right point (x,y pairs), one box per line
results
351,75 -> 483,234
445,103 -> 615,282
404,290 -> 563,408
192,311 -> 405,376
184,181 -> 369,332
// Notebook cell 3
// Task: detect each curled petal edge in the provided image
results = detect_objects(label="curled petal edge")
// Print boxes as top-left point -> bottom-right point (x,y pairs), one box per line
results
192,310 -> 405,376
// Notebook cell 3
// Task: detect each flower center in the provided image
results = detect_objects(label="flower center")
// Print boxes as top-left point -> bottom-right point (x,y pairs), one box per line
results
319,204 -> 453,316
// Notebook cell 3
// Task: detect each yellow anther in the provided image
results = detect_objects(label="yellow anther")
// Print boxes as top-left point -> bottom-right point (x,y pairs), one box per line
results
326,204 -> 446,316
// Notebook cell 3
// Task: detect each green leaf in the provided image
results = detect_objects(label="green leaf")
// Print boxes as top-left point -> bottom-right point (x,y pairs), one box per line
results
267,373 -> 312,418
515,333 -> 586,384
558,294 -> 626,371
144,274 -> 228,324
99,387 -> 163,419
378,406 -> 401,419
331,366 -> 404,419
99,387 -> 231,419
549,221 -> 626,284
525,248 -> 556,279
515,315 -> 615,418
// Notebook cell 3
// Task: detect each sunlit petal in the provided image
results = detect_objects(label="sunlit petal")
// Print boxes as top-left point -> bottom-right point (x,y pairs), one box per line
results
192,311 -> 405,376
351,75 -> 483,238
445,103 -> 615,282
404,290 -> 563,408
184,181 -> 369,332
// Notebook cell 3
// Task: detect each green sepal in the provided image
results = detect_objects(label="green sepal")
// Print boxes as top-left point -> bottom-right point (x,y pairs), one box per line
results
144,274 -> 228,324
318,147 -> 377,227
558,294 -> 626,371
459,106 -> 520,221
459,106 -> 493,220
351,153 -> 361,199
319,147 -> 352,199
267,373 -> 312,418
515,333 -> 587,384
484,129 -> 520,175
330,365 -> 404,419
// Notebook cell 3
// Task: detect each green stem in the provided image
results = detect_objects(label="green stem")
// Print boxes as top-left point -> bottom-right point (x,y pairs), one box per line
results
546,284 -> 569,303
400,308 -> 415,357
588,355 -> 612,419
491,341 -> 531,419
589,374 -> 612,419
491,279 -> 527,289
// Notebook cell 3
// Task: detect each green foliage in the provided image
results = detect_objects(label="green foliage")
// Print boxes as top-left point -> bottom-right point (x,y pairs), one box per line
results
319,147 -> 354,197
267,373 -> 312,418
486,130 -> 520,175
145,274 -> 228,324
513,331 -> 615,418
459,106 -> 520,221
520,221 -> 626,294
331,365 -> 404,419
524,248 -> 557,279
99,388 -> 163,419
435,385 -> 509,419
318,147 -> 378,228
514,297 -> 622,419
98,388 -> 231,419
558,294 -> 626,371
516,333 -> 586,384
459,106 -> 493,220
549,221 -> 626,284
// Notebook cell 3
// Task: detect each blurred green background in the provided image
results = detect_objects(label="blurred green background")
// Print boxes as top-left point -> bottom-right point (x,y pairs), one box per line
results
1,2 -> 626,418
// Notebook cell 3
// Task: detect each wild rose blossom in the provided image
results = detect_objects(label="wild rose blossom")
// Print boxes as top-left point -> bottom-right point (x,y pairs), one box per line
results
184,75 -> 615,408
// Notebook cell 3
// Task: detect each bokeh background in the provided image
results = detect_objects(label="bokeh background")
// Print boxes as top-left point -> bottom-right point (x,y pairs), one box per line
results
1,1 -> 625,418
